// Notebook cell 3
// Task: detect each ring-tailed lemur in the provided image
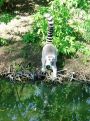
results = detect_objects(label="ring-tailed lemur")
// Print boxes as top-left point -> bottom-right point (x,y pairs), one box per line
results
41,13 -> 57,80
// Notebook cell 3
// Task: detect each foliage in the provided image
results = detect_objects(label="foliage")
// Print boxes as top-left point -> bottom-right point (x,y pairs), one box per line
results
0,38 -> 7,46
0,12 -> 15,23
22,31 -> 40,44
79,43 -> 90,64
0,0 -> 5,7
22,7 -> 48,44
50,0 -> 77,54
64,0 -> 89,11
82,19 -> 90,42
26,0 -> 90,55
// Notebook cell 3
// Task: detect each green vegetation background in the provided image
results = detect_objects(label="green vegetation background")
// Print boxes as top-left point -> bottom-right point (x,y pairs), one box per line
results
0,0 -> 90,56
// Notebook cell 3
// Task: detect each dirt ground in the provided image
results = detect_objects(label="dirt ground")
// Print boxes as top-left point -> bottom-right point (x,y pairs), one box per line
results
0,40 -> 90,82
64,55 -> 90,81
0,1 -> 90,82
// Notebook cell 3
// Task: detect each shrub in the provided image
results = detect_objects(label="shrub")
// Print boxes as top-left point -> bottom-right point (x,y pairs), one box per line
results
0,38 -> 7,46
22,32 -> 40,43
32,1 -> 78,55
0,0 -> 5,7
24,0 -> 90,55
0,12 -> 15,23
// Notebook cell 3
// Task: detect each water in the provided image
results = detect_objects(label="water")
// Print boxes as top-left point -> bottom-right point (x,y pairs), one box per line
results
0,80 -> 90,121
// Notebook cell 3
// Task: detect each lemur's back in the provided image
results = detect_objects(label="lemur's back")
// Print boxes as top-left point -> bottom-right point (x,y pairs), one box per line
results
42,43 -> 57,56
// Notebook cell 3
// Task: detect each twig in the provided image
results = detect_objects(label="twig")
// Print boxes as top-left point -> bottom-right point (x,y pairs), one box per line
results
0,66 -> 90,84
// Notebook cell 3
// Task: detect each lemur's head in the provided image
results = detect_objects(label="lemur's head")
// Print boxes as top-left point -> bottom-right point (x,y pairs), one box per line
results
45,55 -> 55,70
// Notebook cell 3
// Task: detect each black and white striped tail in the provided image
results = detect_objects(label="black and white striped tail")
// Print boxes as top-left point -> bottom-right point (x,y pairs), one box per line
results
44,13 -> 54,43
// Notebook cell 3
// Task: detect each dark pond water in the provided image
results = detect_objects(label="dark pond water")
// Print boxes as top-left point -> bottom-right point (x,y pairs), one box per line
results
0,80 -> 90,121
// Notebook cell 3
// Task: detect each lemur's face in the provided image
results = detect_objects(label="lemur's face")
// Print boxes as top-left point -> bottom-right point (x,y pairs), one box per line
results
45,56 -> 55,70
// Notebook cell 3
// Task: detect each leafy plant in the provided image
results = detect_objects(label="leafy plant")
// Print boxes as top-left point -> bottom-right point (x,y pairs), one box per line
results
0,12 -> 15,23
22,31 -> 40,43
0,0 -> 5,7
29,1 -> 74,55
82,19 -> 90,42
22,7 -> 48,44
38,0 -> 90,54
22,0 -> 90,55
0,38 -> 7,46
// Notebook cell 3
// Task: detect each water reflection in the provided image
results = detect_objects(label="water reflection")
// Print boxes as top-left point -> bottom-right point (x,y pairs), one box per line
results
0,80 -> 90,121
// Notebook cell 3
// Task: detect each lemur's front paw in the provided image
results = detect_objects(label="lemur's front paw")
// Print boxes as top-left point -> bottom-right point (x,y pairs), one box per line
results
41,68 -> 46,73
52,76 -> 57,81
51,73 -> 57,81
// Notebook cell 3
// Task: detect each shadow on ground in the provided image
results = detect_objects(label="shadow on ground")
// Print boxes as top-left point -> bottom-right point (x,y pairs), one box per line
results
0,41 -> 42,72
0,0 -> 53,14
0,39 -> 64,72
